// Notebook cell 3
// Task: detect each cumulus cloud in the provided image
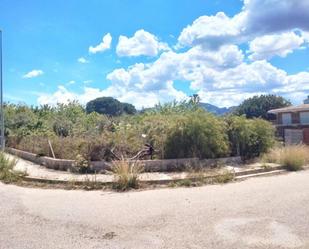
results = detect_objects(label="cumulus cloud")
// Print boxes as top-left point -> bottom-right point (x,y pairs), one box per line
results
37,46 -> 308,108
243,0 -> 309,35
77,57 -> 89,63
197,90 -> 266,108
116,29 -> 169,57
38,86 -> 77,106
37,83 -> 186,109
302,31 -> 309,43
89,33 -> 112,54
108,45 -> 244,93
23,69 -> 44,78
38,86 -> 108,106
105,45 -> 307,107
178,12 -> 245,49
193,62 -> 307,107
193,60 -> 287,91
37,0 -> 309,108
248,32 -> 304,60
177,0 -> 309,50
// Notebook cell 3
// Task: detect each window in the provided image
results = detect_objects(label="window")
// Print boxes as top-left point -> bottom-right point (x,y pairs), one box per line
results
282,113 -> 292,125
300,112 -> 309,124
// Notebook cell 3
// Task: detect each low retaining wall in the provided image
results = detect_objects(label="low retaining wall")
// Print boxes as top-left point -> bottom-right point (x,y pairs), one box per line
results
7,147 -> 242,173
7,147 -> 75,171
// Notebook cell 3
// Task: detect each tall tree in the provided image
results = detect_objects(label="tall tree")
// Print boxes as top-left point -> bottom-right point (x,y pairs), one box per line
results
86,97 -> 136,116
235,94 -> 291,119
122,102 -> 137,115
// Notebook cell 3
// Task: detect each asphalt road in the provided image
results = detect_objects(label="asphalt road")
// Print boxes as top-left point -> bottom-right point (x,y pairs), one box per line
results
1,171 -> 309,249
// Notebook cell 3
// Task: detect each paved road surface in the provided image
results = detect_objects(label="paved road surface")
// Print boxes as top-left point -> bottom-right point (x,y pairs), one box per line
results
1,171 -> 309,249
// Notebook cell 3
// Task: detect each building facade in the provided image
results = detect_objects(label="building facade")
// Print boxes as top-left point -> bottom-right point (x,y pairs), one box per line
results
268,97 -> 309,145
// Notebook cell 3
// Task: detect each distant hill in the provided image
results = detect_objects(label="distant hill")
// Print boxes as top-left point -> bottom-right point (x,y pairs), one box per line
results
140,102 -> 237,115
199,103 -> 236,115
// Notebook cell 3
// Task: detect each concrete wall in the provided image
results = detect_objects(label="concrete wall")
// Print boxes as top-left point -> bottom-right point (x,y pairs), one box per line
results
7,147 -> 242,173
7,147 -> 75,171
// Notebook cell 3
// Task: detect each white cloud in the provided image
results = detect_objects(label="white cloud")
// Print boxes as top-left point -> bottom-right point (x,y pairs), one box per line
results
243,0 -> 309,35
248,32 -> 304,60
37,0 -> 309,108
38,86 -> 77,106
177,0 -> 309,50
108,44 -> 244,94
302,31 -> 309,43
89,33 -> 112,54
77,57 -> 89,63
193,62 -> 308,107
116,29 -> 169,57
67,80 -> 75,85
104,45 -> 307,107
37,47 -> 309,108
37,84 -> 186,109
197,90 -> 266,108
178,12 -> 245,49
23,69 -> 44,78
192,60 -> 287,91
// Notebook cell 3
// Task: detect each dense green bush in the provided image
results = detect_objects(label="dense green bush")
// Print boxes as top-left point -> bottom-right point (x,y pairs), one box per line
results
164,110 -> 229,159
226,115 -> 275,159
5,100 -> 276,161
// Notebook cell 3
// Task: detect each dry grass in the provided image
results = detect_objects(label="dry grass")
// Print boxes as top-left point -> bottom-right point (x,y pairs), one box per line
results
263,145 -> 309,171
111,158 -> 144,191
0,152 -> 25,183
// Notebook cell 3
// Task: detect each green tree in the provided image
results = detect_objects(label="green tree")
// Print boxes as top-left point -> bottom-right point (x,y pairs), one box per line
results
164,110 -> 229,159
86,97 -> 136,116
226,115 -> 275,159
122,102 -> 137,115
235,95 -> 291,119
86,97 -> 123,116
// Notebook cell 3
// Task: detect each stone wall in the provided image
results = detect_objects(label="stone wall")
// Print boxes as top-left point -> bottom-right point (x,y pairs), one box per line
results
7,147 -> 242,173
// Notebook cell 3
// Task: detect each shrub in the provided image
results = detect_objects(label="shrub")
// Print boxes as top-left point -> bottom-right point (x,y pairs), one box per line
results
226,116 -> 275,159
72,154 -> 91,173
164,110 -> 229,159
111,159 -> 144,191
5,100 -> 278,163
0,153 -> 22,183
263,145 -> 309,171
214,170 -> 234,183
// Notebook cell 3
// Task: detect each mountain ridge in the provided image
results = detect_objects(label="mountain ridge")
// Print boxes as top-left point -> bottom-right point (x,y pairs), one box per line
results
199,103 -> 236,115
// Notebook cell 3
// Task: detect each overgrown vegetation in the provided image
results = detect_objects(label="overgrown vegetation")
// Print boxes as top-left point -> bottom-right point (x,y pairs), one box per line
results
72,154 -> 91,173
111,158 -> 144,191
226,115 -> 275,160
4,98 -> 275,163
164,110 -> 229,159
0,153 -> 24,183
263,145 -> 309,171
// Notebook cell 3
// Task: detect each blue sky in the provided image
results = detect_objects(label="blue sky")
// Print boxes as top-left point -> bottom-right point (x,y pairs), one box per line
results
1,0 -> 309,108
